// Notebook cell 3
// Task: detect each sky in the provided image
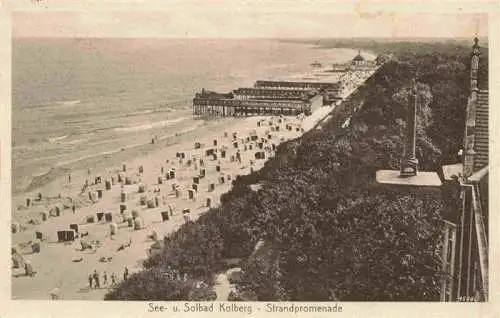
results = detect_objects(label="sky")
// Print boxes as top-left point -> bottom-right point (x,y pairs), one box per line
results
9,1 -> 491,38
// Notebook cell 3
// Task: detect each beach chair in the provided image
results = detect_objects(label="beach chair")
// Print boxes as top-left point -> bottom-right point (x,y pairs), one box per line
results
66,230 -> 75,241
161,211 -> 170,222
105,213 -> 113,222
32,242 -> 41,253
35,231 -> 43,241
57,231 -> 65,242
96,213 -> 104,222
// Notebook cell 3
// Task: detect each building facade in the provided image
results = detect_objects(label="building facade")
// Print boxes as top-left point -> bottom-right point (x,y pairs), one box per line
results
232,87 -> 312,101
441,37 -> 489,302
193,89 -> 323,117
193,79 -> 338,117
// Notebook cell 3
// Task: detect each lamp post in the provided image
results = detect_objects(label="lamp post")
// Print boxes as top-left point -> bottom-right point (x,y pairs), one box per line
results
400,83 -> 419,177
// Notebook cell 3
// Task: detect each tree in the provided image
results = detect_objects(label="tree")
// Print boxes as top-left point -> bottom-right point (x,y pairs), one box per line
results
391,82 -> 433,133
107,41 -> 478,301
105,269 -> 192,301
248,189 -> 445,301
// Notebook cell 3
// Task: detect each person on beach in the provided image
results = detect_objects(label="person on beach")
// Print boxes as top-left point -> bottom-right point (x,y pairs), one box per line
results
93,270 -> 100,289
72,205 -> 76,214
111,273 -> 116,285
103,271 -> 108,286
88,274 -> 93,289
123,267 -> 129,281
68,174 -> 71,183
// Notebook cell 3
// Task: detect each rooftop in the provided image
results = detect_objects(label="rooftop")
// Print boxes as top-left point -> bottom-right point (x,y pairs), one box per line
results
194,90 -> 233,100
352,54 -> 365,62
258,76 -> 341,85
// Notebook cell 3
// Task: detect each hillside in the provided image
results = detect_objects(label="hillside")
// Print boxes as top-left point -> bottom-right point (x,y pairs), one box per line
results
105,40 -> 485,301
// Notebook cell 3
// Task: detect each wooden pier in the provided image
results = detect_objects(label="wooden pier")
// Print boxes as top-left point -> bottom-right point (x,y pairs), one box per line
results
193,95 -> 323,117
193,80 -> 340,118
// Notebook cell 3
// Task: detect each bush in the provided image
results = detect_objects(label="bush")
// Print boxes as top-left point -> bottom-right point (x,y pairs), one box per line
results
105,268 -> 191,301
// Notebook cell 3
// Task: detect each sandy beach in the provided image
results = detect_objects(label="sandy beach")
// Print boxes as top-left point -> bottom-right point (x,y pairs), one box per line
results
10,52 -> 378,300
11,111 -> 324,300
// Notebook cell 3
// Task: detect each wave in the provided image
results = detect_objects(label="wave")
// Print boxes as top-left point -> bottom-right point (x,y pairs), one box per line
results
22,166 -> 70,194
19,99 -> 82,111
17,145 -> 144,194
114,117 -> 189,133
30,152 -> 70,163
53,146 -> 140,167
12,144 -> 35,151
157,123 -> 202,141
47,135 -> 69,143
123,109 -> 155,117
57,100 -> 81,107
53,130 -> 189,167
152,108 -> 175,113
17,115 -> 212,195
36,123 -> 202,174
61,138 -> 89,145
113,107 -> 177,119
30,121 -> 202,166
64,119 -> 88,124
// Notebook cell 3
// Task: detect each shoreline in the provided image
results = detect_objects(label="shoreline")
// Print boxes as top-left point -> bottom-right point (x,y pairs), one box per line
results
12,117 -> 229,198
11,108 -> 325,300
11,58 -> 378,300
11,108 -> 196,196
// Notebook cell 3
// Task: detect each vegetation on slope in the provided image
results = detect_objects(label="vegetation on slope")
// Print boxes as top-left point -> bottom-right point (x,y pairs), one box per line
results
105,40 -> 486,301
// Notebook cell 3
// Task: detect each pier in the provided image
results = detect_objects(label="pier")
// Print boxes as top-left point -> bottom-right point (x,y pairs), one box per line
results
192,53 -> 378,118
193,92 -> 323,117
193,81 -> 339,117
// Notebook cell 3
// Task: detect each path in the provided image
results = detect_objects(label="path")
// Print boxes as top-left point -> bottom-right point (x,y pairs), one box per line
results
214,273 -> 231,301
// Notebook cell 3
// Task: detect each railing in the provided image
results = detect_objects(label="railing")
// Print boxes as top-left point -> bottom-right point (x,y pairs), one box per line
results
193,98 -> 309,109
471,184 -> 488,301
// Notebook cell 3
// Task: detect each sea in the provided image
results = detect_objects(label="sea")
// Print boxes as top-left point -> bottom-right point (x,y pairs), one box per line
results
12,38 -> 357,195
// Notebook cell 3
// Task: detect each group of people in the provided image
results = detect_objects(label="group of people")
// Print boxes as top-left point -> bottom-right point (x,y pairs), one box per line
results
88,267 -> 129,289
153,187 -> 161,193
339,69 -> 376,96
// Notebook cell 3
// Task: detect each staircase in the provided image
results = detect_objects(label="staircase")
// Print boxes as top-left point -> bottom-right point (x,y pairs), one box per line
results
474,91 -> 488,170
